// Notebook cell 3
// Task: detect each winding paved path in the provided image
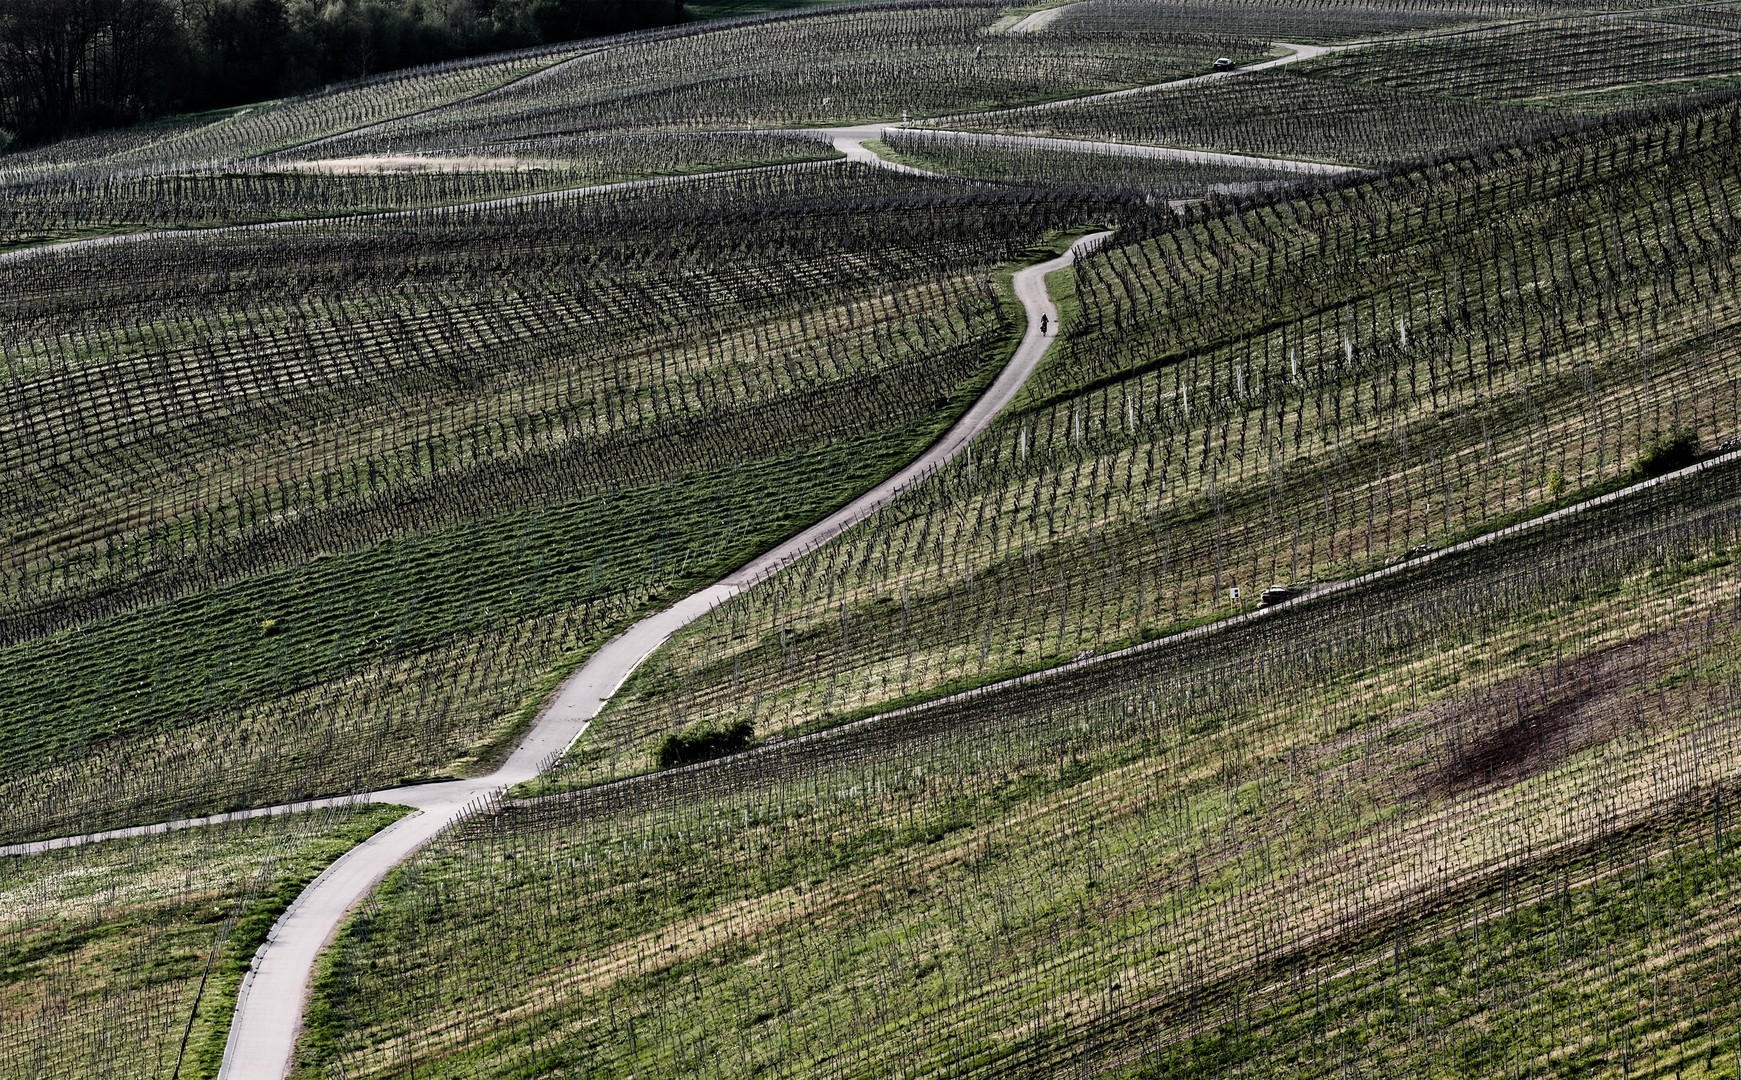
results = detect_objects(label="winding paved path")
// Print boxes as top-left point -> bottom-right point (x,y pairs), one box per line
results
922,40 -> 1348,128
208,230 -> 1110,1080
4,5 -> 1708,1070
809,40 -> 1368,176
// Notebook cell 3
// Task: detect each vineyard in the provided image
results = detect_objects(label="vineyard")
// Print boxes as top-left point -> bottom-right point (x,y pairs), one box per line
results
564,101 -> 1741,787
0,45 -> 585,181
1033,0 -> 1512,43
0,133 -> 838,243
300,462 -> 1741,1078
876,130 -> 1307,195
1298,18 -> 1741,105
950,16 -> 1741,166
3,0 -> 1741,1075
296,2 -> 1270,150
947,69 -> 1594,165
1,803 -> 405,1080
0,165 -> 1119,842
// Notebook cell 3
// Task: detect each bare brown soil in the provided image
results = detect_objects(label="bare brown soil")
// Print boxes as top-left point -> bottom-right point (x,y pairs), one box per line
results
1422,616 -> 1730,798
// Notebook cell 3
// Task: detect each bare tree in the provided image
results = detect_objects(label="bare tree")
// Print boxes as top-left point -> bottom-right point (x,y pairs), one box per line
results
0,0 -> 178,144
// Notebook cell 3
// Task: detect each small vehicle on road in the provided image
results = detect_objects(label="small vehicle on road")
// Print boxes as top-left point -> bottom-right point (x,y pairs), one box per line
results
1212,57 -> 1236,71
1260,584 -> 1302,606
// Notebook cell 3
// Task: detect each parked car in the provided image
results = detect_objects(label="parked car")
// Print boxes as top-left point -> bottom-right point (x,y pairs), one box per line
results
1260,584 -> 1302,607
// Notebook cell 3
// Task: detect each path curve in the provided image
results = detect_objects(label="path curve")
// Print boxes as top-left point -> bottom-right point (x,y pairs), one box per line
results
1007,2 -> 1083,35
823,123 -> 945,176
212,230 -> 1111,1080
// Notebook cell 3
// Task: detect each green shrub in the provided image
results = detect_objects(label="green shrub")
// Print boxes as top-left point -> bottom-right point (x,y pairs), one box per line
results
656,719 -> 755,768
1631,429 -> 1700,480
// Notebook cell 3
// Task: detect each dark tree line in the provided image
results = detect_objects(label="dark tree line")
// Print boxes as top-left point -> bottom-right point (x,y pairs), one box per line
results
0,0 -> 687,147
